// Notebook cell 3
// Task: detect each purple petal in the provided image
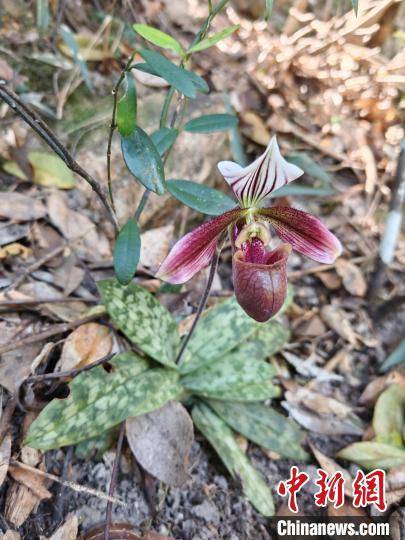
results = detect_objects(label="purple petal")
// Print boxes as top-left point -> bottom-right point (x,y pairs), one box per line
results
258,206 -> 342,264
233,244 -> 291,322
217,136 -> 303,208
157,208 -> 242,284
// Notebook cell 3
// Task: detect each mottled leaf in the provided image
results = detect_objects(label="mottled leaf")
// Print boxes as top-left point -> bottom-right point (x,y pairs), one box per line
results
183,114 -> 238,133
373,384 -> 404,447
179,297 -> 261,374
179,297 -> 290,374
113,218 -> 141,285
26,352 -> 182,450
126,401 -> 193,487
98,279 -> 179,367
133,24 -> 184,56
181,353 -> 277,400
166,179 -> 236,215
337,442 -> 405,471
75,428 -> 118,460
187,25 -> 239,53
207,400 -> 308,460
151,127 -> 178,156
210,381 -> 280,402
192,402 -> 274,516
117,72 -> 137,137
121,127 -> 165,195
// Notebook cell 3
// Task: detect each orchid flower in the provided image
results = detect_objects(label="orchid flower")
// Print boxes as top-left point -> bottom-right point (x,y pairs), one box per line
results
157,136 -> 342,322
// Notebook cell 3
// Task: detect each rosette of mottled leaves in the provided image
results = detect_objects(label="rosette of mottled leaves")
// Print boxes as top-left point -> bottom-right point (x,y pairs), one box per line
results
26,279 -> 308,517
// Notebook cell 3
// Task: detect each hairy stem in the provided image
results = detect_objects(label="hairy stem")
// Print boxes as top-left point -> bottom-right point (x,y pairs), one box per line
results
175,244 -> 223,365
0,81 -> 118,232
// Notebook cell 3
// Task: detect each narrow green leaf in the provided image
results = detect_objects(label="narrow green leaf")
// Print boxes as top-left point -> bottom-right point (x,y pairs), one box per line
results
185,69 -> 209,94
179,298 -> 261,374
269,184 -> 334,198
373,384 -> 404,447
207,400 -> 309,461
184,113 -> 238,133
133,24 -> 184,56
181,353 -> 277,400
166,179 -> 236,216
113,218 -> 141,285
352,0 -> 359,16
121,127 -> 165,194
117,72 -> 137,137
337,442 -> 405,471
151,127 -> 178,156
188,25 -> 239,53
264,0 -> 274,20
98,279 -> 179,367
36,0 -> 50,31
139,49 -> 207,99
192,402 -> 274,516
379,339 -> 405,372
287,152 -> 332,184
60,25 -> 93,91
25,353 -> 184,450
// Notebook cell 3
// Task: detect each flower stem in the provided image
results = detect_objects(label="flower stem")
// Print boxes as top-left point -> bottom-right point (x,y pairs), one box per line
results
175,244 -> 223,365
133,188 -> 150,221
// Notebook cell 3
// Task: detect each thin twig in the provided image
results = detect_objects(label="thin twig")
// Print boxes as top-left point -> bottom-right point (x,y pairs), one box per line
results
9,460 -> 126,506
5,243 -> 67,293
0,82 -> 118,231
104,422 -> 126,540
175,243 -> 222,365
0,309 -> 105,355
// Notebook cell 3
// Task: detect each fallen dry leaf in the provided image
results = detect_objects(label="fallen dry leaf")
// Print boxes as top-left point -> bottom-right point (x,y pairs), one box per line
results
8,462 -> 53,500
47,191 -> 110,261
0,433 -> 12,488
320,305 -> 359,347
309,444 -> 353,497
140,225 -> 174,272
315,271 -> 342,290
335,259 -> 367,297
0,531 -> 21,540
0,192 -> 47,221
57,322 -> 112,372
48,514 -> 78,540
126,401 -> 194,487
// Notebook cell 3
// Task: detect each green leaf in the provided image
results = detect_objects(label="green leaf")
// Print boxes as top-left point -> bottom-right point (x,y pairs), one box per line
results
179,297 -> 290,374
204,380 -> 280,402
151,127 -> 178,156
264,0 -> 274,20
26,353 -> 183,450
269,184 -> 334,198
121,127 -> 165,195
287,152 -> 332,184
36,0 -> 50,31
113,218 -> 141,285
192,402 -> 274,516
181,353 -> 278,400
166,179 -> 236,216
187,25 -> 239,53
98,279 -> 179,368
352,0 -> 359,16
179,298 -> 261,374
207,400 -> 309,461
3,151 -> 75,189
379,339 -> 405,372
75,428 -> 118,460
116,72 -> 137,137
133,24 -> 184,56
139,49 -> 208,98
373,384 -> 404,447
60,25 -> 93,91
337,442 -> 405,471
183,114 -> 238,133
